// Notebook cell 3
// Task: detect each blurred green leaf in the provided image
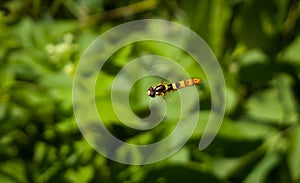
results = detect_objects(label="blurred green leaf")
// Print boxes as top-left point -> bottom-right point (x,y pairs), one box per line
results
168,147 -> 190,164
245,74 -> 298,124
210,147 -> 264,179
96,72 -> 119,124
220,118 -> 278,141
239,49 -> 268,66
287,126 -> 300,182
0,160 -> 27,183
208,0 -> 231,58
0,65 -> 14,89
178,0 -> 231,58
279,35 -> 300,64
33,141 -> 49,164
40,71 -> 73,110
11,83 -> 55,122
13,17 -> 77,49
65,165 -> 93,183
246,88 -> 283,123
244,153 -> 280,183
274,74 -> 298,123
226,87 -> 239,113
0,101 -> 7,121
191,110 -> 210,139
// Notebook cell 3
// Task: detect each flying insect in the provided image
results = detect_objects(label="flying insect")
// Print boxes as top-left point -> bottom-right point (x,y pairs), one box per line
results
147,78 -> 202,98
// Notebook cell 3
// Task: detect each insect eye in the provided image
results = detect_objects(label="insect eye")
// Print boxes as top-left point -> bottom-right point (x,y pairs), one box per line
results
147,87 -> 156,97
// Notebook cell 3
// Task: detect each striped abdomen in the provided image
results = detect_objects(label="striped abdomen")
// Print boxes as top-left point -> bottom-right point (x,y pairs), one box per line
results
167,78 -> 202,91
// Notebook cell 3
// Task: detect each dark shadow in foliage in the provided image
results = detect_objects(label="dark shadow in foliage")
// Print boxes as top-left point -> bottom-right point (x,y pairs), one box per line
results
145,164 -> 222,183
109,123 -> 146,142
192,136 -> 263,158
231,0 -> 294,56
101,58 -> 123,75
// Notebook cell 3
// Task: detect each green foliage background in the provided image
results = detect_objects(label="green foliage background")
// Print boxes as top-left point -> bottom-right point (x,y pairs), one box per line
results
0,0 -> 299,182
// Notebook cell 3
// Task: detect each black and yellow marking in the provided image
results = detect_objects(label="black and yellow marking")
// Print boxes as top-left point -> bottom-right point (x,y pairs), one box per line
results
147,78 -> 202,98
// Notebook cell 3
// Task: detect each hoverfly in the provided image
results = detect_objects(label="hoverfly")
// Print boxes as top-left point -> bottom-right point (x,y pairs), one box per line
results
147,78 -> 202,98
